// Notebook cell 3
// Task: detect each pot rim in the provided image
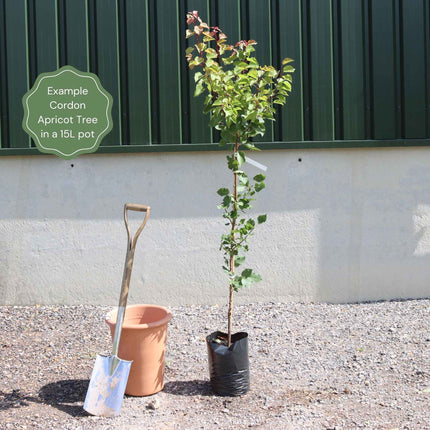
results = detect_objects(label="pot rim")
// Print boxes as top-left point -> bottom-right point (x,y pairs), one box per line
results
105,304 -> 172,329
206,330 -> 248,345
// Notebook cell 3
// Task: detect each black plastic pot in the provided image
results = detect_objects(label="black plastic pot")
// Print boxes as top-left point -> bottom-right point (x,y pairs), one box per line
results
206,331 -> 250,396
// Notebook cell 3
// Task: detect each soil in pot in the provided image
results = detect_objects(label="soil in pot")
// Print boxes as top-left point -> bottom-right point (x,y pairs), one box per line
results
206,331 -> 250,396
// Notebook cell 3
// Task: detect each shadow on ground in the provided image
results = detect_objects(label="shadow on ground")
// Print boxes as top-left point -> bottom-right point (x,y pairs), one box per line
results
163,380 -> 212,396
39,379 -> 89,417
0,389 -> 40,411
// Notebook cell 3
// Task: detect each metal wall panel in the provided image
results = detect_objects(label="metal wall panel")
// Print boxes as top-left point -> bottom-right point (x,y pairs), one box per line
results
0,0 -> 429,152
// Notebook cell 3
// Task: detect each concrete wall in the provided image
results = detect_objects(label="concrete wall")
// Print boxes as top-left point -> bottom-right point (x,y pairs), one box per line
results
1,148 -> 429,306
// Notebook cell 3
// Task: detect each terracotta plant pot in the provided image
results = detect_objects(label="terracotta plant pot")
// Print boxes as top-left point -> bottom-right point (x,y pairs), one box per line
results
206,331 -> 250,396
106,304 -> 172,396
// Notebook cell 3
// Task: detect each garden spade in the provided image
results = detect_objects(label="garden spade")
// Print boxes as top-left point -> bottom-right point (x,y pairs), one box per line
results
83,204 -> 151,417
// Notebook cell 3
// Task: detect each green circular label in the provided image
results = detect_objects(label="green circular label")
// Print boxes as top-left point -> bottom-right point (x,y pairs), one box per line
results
22,65 -> 113,159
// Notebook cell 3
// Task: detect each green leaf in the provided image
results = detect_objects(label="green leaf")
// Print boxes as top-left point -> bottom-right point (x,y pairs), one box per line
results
250,272 -> 262,283
274,96 -> 286,105
222,266 -> 232,276
235,256 -> 245,266
255,182 -> 265,192
222,195 -> 232,208
246,111 -> 258,122
244,143 -> 256,150
237,151 -> 246,167
242,268 -> 253,278
205,48 -> 217,58
253,174 -> 266,182
194,83 -> 204,97
232,282 -> 242,292
246,219 -> 255,229
257,214 -> 267,224
217,188 -> 229,196
238,198 -> 251,209
238,173 -> 249,186
282,57 -> 294,65
239,269 -> 262,287
283,65 -> 295,73
196,42 -> 206,53
227,156 -> 239,171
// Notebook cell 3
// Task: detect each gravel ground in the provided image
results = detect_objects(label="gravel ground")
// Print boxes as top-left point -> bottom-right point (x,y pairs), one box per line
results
0,300 -> 429,429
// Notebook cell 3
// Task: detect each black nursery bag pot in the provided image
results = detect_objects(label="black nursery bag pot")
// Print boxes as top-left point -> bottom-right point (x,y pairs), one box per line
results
206,331 -> 250,396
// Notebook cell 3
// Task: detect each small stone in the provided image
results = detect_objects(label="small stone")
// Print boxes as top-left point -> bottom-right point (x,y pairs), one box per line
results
147,397 -> 160,410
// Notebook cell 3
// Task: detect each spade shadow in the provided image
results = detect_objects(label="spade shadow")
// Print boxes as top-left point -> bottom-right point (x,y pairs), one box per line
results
38,379 -> 89,417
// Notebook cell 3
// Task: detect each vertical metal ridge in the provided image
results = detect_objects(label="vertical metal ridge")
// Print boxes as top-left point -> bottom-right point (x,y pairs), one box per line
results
175,0 -> 183,144
148,0 -> 160,144
301,0 -> 312,140
241,0 -> 250,142
332,0 -> 343,140
0,0 -> 9,148
85,0 -> 90,71
363,0 -> 374,139
268,0 -> 274,67
178,0 -> 190,144
26,0 -> 35,147
87,0 -> 98,74
270,0 -> 282,141
298,0 -> 304,141
328,0 -> 335,140
424,0 -> 430,137
394,0 -> 404,139
237,0 -> 241,37
54,0 -> 59,69
27,0 -> 37,85
267,0 -> 274,140
208,0 -> 215,26
117,0 -> 129,145
240,0 -> 249,40
57,0 -> 67,67
144,0 -> 152,144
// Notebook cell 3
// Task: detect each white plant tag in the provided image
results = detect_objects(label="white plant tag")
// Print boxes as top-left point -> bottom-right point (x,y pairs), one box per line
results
245,156 -> 267,171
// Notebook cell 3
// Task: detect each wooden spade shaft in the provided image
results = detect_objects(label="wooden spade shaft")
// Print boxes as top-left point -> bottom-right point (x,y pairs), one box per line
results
111,204 -> 151,359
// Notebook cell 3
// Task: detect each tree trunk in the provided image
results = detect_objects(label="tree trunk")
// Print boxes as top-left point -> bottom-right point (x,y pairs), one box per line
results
227,274 -> 234,347
227,141 -> 239,347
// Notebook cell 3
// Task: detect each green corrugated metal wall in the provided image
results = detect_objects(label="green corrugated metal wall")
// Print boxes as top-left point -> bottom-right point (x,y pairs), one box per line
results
0,0 -> 429,154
